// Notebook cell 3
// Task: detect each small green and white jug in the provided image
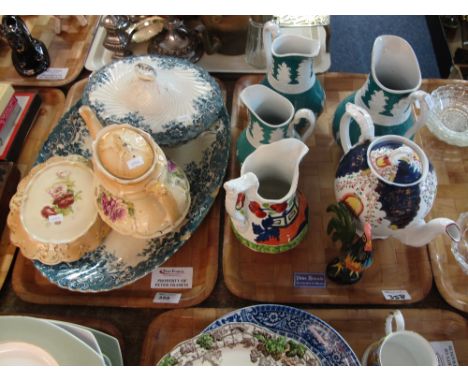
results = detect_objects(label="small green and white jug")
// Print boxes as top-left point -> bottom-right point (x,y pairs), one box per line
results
236,84 -> 315,165
332,35 -> 433,145
262,21 -> 325,117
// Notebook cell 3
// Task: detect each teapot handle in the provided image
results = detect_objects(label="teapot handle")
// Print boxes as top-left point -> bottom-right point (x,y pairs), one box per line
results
339,103 -> 375,153
262,20 -> 280,72
146,181 -> 180,225
290,109 -> 316,142
404,90 -> 434,139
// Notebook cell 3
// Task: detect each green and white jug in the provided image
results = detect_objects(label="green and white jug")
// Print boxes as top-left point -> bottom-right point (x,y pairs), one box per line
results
236,84 -> 315,165
332,35 -> 433,145
262,21 -> 325,117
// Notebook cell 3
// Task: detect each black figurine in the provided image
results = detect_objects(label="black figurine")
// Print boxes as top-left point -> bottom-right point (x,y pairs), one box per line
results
1,16 -> 50,76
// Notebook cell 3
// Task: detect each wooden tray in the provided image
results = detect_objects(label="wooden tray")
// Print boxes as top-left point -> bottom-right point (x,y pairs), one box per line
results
11,77 -> 221,308
0,16 -> 99,87
418,79 -> 468,313
223,74 -> 433,305
0,88 -> 65,291
140,307 -> 468,365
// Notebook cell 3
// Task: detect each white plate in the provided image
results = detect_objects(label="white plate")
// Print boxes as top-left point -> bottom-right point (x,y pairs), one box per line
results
0,342 -> 58,366
0,316 -> 105,366
44,319 -> 123,366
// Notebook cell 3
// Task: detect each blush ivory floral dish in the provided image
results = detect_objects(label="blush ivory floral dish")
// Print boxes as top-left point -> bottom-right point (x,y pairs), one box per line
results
7,155 -> 111,265
158,322 -> 321,366
30,96 -> 229,291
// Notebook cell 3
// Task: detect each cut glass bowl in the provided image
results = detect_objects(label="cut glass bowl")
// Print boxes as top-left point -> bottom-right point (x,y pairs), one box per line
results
426,84 -> 468,147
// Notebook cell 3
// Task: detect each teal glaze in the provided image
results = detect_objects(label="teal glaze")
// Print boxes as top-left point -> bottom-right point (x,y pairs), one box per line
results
332,75 -> 417,145
332,35 -> 433,146
236,110 -> 293,164
235,84 -> 316,166
262,74 -> 325,117
262,23 -> 325,118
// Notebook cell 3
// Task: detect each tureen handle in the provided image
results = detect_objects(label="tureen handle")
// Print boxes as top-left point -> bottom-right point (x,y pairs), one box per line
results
404,90 -> 434,139
78,105 -> 103,140
339,103 -> 375,153
263,20 -> 280,73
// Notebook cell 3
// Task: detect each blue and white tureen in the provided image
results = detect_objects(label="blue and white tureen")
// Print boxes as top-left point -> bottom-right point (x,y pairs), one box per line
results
82,55 -> 226,147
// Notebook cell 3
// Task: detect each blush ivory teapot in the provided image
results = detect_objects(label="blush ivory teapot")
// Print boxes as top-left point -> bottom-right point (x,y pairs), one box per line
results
334,103 -> 461,247
78,105 -> 191,239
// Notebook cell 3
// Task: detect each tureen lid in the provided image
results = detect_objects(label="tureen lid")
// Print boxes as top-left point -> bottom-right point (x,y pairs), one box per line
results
97,127 -> 154,179
83,55 -> 224,147
20,158 -> 97,244
368,140 -> 425,185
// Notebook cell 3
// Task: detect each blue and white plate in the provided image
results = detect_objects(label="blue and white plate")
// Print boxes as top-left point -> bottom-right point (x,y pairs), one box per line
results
32,99 -> 230,292
204,304 -> 360,366
83,55 -> 225,147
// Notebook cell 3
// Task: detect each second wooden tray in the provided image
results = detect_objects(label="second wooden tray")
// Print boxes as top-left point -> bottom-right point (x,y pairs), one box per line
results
0,16 -> 99,87
141,308 -> 468,365
11,78 -> 221,308
222,74 -> 433,305
0,88 -> 65,291
418,78 -> 468,313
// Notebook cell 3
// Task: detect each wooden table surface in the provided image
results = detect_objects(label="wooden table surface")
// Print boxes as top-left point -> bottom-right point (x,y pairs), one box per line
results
0,72 -> 466,366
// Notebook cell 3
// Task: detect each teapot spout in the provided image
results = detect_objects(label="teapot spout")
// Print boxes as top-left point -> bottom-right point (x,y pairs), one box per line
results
392,218 -> 461,247
78,105 -> 103,140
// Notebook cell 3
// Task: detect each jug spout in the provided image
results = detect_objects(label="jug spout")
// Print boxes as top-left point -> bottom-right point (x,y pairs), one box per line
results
372,35 -> 421,93
224,172 -> 260,232
392,218 -> 461,247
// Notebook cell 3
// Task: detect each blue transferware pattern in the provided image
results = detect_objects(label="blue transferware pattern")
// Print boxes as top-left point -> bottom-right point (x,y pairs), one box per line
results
203,304 -> 360,366
33,99 -> 230,292
82,55 -> 225,147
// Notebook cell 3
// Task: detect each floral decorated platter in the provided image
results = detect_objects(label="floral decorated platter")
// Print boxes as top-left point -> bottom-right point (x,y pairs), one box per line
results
31,98 -> 229,292
204,304 -> 360,366
82,55 -> 225,147
158,322 -> 321,366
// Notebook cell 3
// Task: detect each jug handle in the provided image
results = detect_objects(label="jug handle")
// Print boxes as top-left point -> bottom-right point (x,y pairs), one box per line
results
263,20 -> 280,72
78,105 -> 103,140
339,103 -> 375,153
404,90 -> 434,139
146,181 -> 179,225
290,109 -> 316,142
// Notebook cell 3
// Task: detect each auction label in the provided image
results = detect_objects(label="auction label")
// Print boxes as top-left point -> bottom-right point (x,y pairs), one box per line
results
430,341 -> 459,366
37,67 -> 69,80
151,267 -> 193,289
153,292 -> 181,304
127,156 -> 145,169
381,290 -> 411,301
293,272 -> 326,288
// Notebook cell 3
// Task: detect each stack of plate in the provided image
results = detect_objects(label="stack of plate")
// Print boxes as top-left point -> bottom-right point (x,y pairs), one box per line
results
157,304 -> 360,366
0,316 -> 123,366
